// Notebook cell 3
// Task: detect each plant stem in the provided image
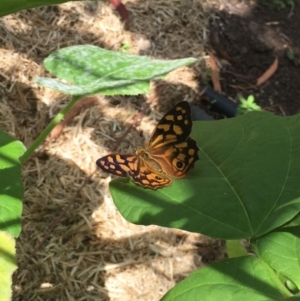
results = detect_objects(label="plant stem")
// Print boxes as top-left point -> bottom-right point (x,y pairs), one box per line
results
226,240 -> 248,258
19,95 -> 81,164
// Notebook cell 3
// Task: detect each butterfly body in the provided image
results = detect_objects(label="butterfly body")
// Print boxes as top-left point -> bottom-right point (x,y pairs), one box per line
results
97,101 -> 199,189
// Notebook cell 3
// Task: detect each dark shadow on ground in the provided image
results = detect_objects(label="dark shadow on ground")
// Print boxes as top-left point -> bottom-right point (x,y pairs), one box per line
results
207,1 -> 300,115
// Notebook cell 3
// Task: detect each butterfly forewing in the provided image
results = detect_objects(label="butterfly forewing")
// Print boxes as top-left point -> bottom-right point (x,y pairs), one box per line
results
96,154 -> 139,177
146,101 -> 192,150
129,159 -> 172,189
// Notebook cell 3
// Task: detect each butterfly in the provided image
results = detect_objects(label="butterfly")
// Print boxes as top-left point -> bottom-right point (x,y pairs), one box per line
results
96,101 -> 199,189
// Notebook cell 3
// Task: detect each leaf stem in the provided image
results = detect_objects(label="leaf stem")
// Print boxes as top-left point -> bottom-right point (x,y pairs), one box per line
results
19,95 -> 81,164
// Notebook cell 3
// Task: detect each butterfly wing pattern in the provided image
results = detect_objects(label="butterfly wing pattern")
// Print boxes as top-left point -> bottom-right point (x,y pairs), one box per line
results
96,101 -> 199,189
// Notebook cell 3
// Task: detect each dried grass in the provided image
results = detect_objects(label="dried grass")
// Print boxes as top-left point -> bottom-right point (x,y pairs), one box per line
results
0,1 -> 226,300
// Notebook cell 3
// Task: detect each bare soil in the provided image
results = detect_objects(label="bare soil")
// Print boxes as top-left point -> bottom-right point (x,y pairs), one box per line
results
208,1 -> 300,115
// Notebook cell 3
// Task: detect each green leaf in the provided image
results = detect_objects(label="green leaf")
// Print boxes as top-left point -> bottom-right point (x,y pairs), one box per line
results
253,226 -> 300,289
238,94 -> 262,114
0,130 -> 26,237
0,231 -> 17,301
161,256 -> 289,301
110,112 -> 300,239
282,215 -> 300,228
35,45 -> 197,96
226,240 -> 248,258
0,0 -> 76,17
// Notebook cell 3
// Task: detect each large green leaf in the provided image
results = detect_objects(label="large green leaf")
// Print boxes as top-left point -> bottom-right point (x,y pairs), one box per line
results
110,112 -> 300,239
0,0 -> 76,17
253,226 -> 300,288
0,130 -> 26,237
161,256 -> 289,301
35,45 -> 197,96
0,231 -> 17,301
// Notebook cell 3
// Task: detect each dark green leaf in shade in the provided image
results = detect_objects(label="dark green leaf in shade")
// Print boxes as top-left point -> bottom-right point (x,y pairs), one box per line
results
110,112 -> 300,240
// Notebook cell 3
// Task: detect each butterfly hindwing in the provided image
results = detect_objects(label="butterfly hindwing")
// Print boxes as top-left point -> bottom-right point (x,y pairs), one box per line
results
150,137 -> 199,178
129,159 -> 172,189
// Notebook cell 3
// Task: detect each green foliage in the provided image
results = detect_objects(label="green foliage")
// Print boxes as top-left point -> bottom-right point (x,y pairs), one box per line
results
0,232 -> 17,301
109,112 -> 300,299
226,240 -> 248,258
0,0 -> 78,17
35,45 -> 197,96
0,130 -> 25,237
238,94 -> 261,114
257,0 -> 293,10
110,112 -> 300,239
253,224 -> 300,288
162,257 -> 289,301
120,42 -> 131,53
0,130 -> 25,300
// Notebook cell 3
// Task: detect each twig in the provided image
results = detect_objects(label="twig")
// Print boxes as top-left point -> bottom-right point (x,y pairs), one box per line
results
49,96 -> 99,140
256,57 -> 278,86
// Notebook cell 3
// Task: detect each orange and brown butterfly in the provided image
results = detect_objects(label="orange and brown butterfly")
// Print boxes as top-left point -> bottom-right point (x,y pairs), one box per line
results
96,101 -> 199,189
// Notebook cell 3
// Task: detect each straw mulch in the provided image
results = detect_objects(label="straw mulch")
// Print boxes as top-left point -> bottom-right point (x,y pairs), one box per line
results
0,1 -> 225,300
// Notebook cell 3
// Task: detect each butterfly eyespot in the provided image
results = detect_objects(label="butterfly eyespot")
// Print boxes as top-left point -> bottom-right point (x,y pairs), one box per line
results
177,162 -> 183,168
155,176 -> 162,180
172,158 -> 186,171
176,161 -> 184,169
